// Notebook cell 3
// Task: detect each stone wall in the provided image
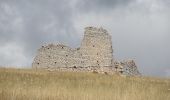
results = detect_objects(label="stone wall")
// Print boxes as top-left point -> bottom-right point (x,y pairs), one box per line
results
80,27 -> 113,67
32,44 -> 83,69
32,26 -> 141,76
32,26 -> 113,69
121,60 -> 141,76
114,60 -> 141,76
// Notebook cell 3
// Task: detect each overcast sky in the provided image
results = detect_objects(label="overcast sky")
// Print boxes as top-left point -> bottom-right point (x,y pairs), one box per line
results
0,0 -> 169,77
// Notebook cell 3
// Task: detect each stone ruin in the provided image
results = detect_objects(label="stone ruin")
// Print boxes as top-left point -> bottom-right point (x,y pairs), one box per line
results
32,26 -> 141,76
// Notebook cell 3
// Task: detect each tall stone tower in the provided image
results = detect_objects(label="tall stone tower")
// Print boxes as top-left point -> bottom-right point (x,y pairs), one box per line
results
80,27 -> 113,67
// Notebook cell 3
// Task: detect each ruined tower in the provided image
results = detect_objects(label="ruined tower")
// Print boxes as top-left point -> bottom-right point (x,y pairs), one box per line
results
32,26 -> 113,69
32,26 -> 141,76
80,27 -> 113,67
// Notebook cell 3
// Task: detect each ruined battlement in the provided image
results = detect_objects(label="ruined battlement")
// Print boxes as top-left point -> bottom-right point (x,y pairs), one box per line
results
40,44 -> 72,51
85,26 -> 108,36
32,26 -> 141,76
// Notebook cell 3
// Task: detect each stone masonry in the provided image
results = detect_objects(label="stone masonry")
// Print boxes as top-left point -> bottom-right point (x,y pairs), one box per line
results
32,26 -> 141,76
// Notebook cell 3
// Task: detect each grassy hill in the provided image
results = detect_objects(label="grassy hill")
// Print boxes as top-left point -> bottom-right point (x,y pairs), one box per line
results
0,68 -> 169,100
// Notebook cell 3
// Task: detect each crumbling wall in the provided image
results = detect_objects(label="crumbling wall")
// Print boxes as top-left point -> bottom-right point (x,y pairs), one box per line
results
32,26 -> 141,76
114,60 -> 141,76
32,26 -> 113,69
32,44 -> 84,69
121,60 -> 141,76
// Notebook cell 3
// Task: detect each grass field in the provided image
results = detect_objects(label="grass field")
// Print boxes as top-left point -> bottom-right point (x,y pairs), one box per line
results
0,68 -> 170,100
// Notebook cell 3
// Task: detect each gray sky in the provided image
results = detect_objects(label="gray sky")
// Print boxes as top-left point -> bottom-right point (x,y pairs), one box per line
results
0,0 -> 169,77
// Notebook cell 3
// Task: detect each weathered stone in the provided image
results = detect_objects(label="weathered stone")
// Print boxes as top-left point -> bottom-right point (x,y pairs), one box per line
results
32,26 -> 141,76
113,60 -> 141,76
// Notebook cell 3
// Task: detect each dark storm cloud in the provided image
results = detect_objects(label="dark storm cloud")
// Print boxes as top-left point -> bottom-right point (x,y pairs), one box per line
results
73,0 -> 170,77
0,0 -> 169,77
0,0 -> 80,66
76,0 -> 134,12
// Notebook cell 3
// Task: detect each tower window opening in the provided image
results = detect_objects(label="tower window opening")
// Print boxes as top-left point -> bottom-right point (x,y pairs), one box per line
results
73,66 -> 76,68
120,71 -> 123,74
93,45 -> 95,47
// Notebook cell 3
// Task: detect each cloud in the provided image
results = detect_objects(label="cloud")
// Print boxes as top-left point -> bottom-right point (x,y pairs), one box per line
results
0,42 -> 28,67
76,0 -> 134,13
165,69 -> 170,77
0,0 -> 169,77
73,0 -> 170,77
0,0 -> 80,67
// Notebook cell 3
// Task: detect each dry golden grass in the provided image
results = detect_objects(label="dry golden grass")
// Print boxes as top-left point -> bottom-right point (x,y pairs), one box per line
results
0,68 -> 170,100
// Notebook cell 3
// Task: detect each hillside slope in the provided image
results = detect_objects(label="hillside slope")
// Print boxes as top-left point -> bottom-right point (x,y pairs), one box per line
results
0,68 -> 170,100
